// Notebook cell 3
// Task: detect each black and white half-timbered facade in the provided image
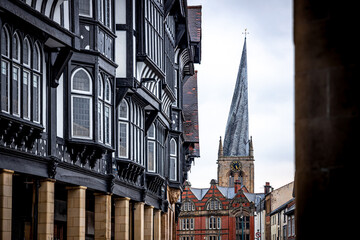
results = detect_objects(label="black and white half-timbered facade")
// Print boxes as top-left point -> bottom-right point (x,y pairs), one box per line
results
0,0 -> 201,239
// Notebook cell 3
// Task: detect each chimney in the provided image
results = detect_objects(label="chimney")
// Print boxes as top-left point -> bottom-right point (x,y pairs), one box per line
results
234,180 -> 241,194
264,182 -> 272,194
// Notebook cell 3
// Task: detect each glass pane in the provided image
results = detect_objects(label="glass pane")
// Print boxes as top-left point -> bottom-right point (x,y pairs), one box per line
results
1,28 -> 8,56
73,69 -> 91,92
98,75 -> 103,98
1,61 -> 9,112
119,122 -> 128,158
119,100 -> 128,119
33,75 -> 40,122
148,124 -> 155,139
12,66 -> 19,115
23,71 -> 30,119
147,141 -> 155,171
170,139 -> 176,156
24,39 -> 30,66
72,97 -> 91,137
170,157 -> 176,180
98,103 -> 103,142
12,34 -> 19,61
105,79 -> 110,102
105,105 -> 110,144
79,0 -> 91,16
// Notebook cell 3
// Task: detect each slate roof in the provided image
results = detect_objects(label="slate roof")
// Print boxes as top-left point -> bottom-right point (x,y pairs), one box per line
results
183,71 -> 200,156
187,6 -> 201,43
191,187 -> 209,200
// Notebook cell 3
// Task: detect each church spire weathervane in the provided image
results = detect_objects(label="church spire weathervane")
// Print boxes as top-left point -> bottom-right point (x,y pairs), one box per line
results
242,28 -> 249,38
223,30 -> 250,157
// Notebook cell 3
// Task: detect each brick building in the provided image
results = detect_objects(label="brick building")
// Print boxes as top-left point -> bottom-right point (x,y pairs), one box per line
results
178,180 -> 264,240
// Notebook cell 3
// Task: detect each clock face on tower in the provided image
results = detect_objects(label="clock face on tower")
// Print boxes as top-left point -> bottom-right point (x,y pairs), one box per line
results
230,160 -> 242,172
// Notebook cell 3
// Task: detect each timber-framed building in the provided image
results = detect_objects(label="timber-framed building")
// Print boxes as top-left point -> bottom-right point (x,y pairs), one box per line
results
0,0 -> 201,239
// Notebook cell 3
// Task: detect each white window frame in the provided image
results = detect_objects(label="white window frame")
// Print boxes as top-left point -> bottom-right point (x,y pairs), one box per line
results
98,74 -> 103,143
71,95 -> 93,139
104,77 -> 112,145
169,138 -> 177,180
71,68 -> 92,94
71,68 -> 93,139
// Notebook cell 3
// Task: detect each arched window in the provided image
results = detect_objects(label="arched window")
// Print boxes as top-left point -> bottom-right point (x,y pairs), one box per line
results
206,198 -> 222,211
169,138 -> 177,180
71,68 -> 93,138
1,26 -> 10,113
147,123 -> 156,172
181,201 -> 195,211
98,74 -> 103,143
104,77 -> 111,145
32,42 -> 42,123
12,32 -> 21,116
118,99 -> 129,158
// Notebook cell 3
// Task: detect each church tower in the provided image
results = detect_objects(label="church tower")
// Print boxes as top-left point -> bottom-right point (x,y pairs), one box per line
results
217,36 -> 255,193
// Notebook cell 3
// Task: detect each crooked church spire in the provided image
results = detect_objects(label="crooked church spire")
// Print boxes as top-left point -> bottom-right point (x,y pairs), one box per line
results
223,37 -> 249,157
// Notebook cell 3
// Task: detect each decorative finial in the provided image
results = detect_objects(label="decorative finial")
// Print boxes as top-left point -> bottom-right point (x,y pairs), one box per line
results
242,28 -> 249,38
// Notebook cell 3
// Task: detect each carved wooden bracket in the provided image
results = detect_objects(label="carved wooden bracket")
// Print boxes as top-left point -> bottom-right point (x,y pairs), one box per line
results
0,114 -> 43,150
116,159 -> 144,184
146,172 -> 165,194
66,140 -> 111,168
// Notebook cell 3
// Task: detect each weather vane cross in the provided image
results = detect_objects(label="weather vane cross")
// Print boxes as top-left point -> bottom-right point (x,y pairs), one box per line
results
242,28 -> 249,38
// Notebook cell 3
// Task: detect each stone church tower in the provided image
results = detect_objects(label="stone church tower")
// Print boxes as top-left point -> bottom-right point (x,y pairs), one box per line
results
217,37 -> 255,193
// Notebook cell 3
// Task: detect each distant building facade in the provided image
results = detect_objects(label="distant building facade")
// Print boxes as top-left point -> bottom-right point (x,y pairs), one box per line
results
0,0 -> 201,239
177,36 -> 262,240
177,180 -> 263,240
254,182 -> 295,240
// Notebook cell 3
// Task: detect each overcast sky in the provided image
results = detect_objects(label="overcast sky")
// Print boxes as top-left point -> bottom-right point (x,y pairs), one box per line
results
187,0 -> 295,192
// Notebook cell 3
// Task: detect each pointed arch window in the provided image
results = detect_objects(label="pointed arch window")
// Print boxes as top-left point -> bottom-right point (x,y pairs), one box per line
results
1,26 -> 10,113
32,43 -> 41,123
1,28 -> 42,123
169,138 -> 177,180
71,68 -> 93,139
104,77 -> 112,145
12,32 -> 21,116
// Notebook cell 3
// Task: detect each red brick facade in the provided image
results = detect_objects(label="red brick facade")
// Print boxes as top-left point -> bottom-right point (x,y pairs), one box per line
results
177,181 -> 258,240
